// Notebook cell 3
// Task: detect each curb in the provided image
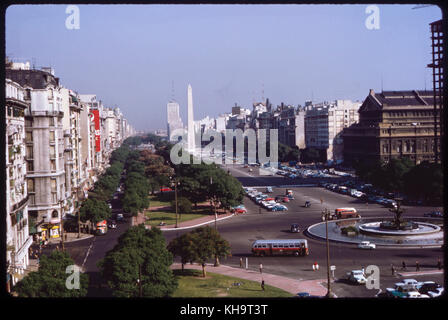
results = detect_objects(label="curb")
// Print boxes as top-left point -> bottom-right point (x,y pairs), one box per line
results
160,214 -> 235,231
48,234 -> 94,245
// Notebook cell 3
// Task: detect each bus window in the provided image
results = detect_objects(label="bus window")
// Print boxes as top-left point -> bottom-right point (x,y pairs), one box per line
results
262,244 -> 266,248
273,244 -> 278,248
289,244 -> 295,248
278,244 -> 283,248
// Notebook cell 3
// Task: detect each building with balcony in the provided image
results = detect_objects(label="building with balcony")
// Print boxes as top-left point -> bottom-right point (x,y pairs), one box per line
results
6,64 -> 70,242
5,79 -> 33,292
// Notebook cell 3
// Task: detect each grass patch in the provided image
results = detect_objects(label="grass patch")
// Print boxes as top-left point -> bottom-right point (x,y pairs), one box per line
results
145,211 -> 208,227
171,269 -> 293,298
148,194 -> 173,208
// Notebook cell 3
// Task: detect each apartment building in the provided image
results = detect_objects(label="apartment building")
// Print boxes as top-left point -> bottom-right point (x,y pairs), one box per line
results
5,79 -> 33,292
305,100 -> 360,162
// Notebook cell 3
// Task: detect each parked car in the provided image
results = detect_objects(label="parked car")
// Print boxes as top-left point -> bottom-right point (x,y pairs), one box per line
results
424,211 -> 443,218
346,270 -> 367,284
234,208 -> 247,214
358,241 -> 376,249
266,186 -> 273,193
271,205 -> 288,212
108,220 -> 117,229
116,213 -> 124,222
290,223 -> 300,233
416,281 -> 444,298
386,284 -> 418,298
282,197 -> 290,203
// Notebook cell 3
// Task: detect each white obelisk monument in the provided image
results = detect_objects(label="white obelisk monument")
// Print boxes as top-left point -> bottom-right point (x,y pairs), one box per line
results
187,84 -> 195,152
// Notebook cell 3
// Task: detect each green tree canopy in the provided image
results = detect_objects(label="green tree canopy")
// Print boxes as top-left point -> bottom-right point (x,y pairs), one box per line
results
15,251 -> 88,297
99,225 -> 177,297
79,198 -> 111,224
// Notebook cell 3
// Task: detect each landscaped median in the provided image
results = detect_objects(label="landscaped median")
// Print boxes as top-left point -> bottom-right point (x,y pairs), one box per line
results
171,269 -> 293,298
144,194 -> 228,228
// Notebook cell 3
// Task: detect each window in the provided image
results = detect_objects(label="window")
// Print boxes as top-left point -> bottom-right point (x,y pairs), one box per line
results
50,160 -> 56,171
52,210 -> 59,218
25,131 -> 33,142
49,131 -> 55,143
26,146 -> 33,159
27,178 -> 35,193
50,146 -> 56,158
51,178 -> 57,192
27,160 -> 34,172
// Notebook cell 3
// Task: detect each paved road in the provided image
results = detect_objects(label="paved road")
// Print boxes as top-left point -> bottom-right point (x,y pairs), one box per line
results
163,163 -> 444,297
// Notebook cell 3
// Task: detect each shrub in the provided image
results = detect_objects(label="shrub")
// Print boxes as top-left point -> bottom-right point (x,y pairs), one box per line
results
172,197 -> 192,214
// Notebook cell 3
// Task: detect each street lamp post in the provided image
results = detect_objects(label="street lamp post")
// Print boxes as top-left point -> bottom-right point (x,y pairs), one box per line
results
324,208 -> 332,298
59,200 -> 65,251
174,180 -> 179,229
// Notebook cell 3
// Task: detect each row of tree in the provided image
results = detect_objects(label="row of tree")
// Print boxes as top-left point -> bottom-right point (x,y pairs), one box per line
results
143,133 -> 245,211
121,151 -> 151,216
353,158 -> 443,204
79,144 -> 131,225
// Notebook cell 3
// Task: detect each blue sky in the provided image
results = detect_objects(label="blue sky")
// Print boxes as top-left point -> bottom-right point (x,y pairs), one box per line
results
6,4 -> 442,131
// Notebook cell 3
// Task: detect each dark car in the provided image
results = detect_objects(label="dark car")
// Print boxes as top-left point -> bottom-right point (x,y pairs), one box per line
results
424,211 -> 443,218
108,220 -> 117,229
116,213 -> 124,222
290,224 -> 300,233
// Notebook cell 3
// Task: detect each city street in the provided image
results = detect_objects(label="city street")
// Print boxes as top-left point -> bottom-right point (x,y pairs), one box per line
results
163,163 -> 444,297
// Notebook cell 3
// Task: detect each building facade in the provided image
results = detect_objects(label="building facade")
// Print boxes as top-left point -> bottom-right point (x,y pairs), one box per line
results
343,89 -> 440,165
305,99 -> 360,162
5,79 -> 33,292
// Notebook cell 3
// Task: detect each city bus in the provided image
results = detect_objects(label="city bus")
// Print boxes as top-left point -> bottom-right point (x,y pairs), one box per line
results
323,208 -> 360,221
334,208 -> 360,219
251,239 -> 309,257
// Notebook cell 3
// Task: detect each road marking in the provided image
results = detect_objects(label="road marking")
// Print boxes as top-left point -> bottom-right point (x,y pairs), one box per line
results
81,237 -> 95,271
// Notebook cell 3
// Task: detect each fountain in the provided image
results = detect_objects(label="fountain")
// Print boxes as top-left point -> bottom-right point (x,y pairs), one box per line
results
306,199 -> 443,247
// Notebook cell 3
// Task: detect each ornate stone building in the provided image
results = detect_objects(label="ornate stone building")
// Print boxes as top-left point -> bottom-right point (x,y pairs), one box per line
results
343,89 -> 440,165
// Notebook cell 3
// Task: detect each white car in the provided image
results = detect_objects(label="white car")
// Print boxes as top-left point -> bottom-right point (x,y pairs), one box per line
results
407,291 -> 430,298
358,241 -> 376,249
346,270 -> 367,284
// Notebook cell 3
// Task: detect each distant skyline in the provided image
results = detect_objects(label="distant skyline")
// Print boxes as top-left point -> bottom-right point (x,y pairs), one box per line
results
6,4 -> 442,131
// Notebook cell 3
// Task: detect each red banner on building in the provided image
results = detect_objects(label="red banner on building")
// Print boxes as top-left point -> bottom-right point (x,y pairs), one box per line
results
91,109 -> 101,152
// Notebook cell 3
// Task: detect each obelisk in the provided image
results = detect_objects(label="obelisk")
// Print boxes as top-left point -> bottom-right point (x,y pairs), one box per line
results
187,84 -> 195,152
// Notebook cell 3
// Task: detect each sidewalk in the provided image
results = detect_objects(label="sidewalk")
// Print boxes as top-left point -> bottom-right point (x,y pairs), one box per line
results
171,262 -> 329,296
47,232 -> 93,244
397,269 -> 443,277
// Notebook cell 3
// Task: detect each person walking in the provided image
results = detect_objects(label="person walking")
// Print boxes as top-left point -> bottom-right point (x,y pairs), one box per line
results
416,261 -> 420,272
437,258 -> 442,270
240,258 -> 243,269
261,280 -> 265,291
402,261 -> 406,271
391,264 -> 395,276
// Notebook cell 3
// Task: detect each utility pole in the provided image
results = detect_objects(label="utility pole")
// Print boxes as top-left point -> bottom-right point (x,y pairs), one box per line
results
138,263 -> 143,297
60,200 -> 65,251
324,208 -> 332,298
174,180 -> 178,228
76,187 -> 81,238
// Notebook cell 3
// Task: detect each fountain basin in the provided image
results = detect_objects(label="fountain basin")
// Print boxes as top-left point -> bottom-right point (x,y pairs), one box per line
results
306,217 -> 443,248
